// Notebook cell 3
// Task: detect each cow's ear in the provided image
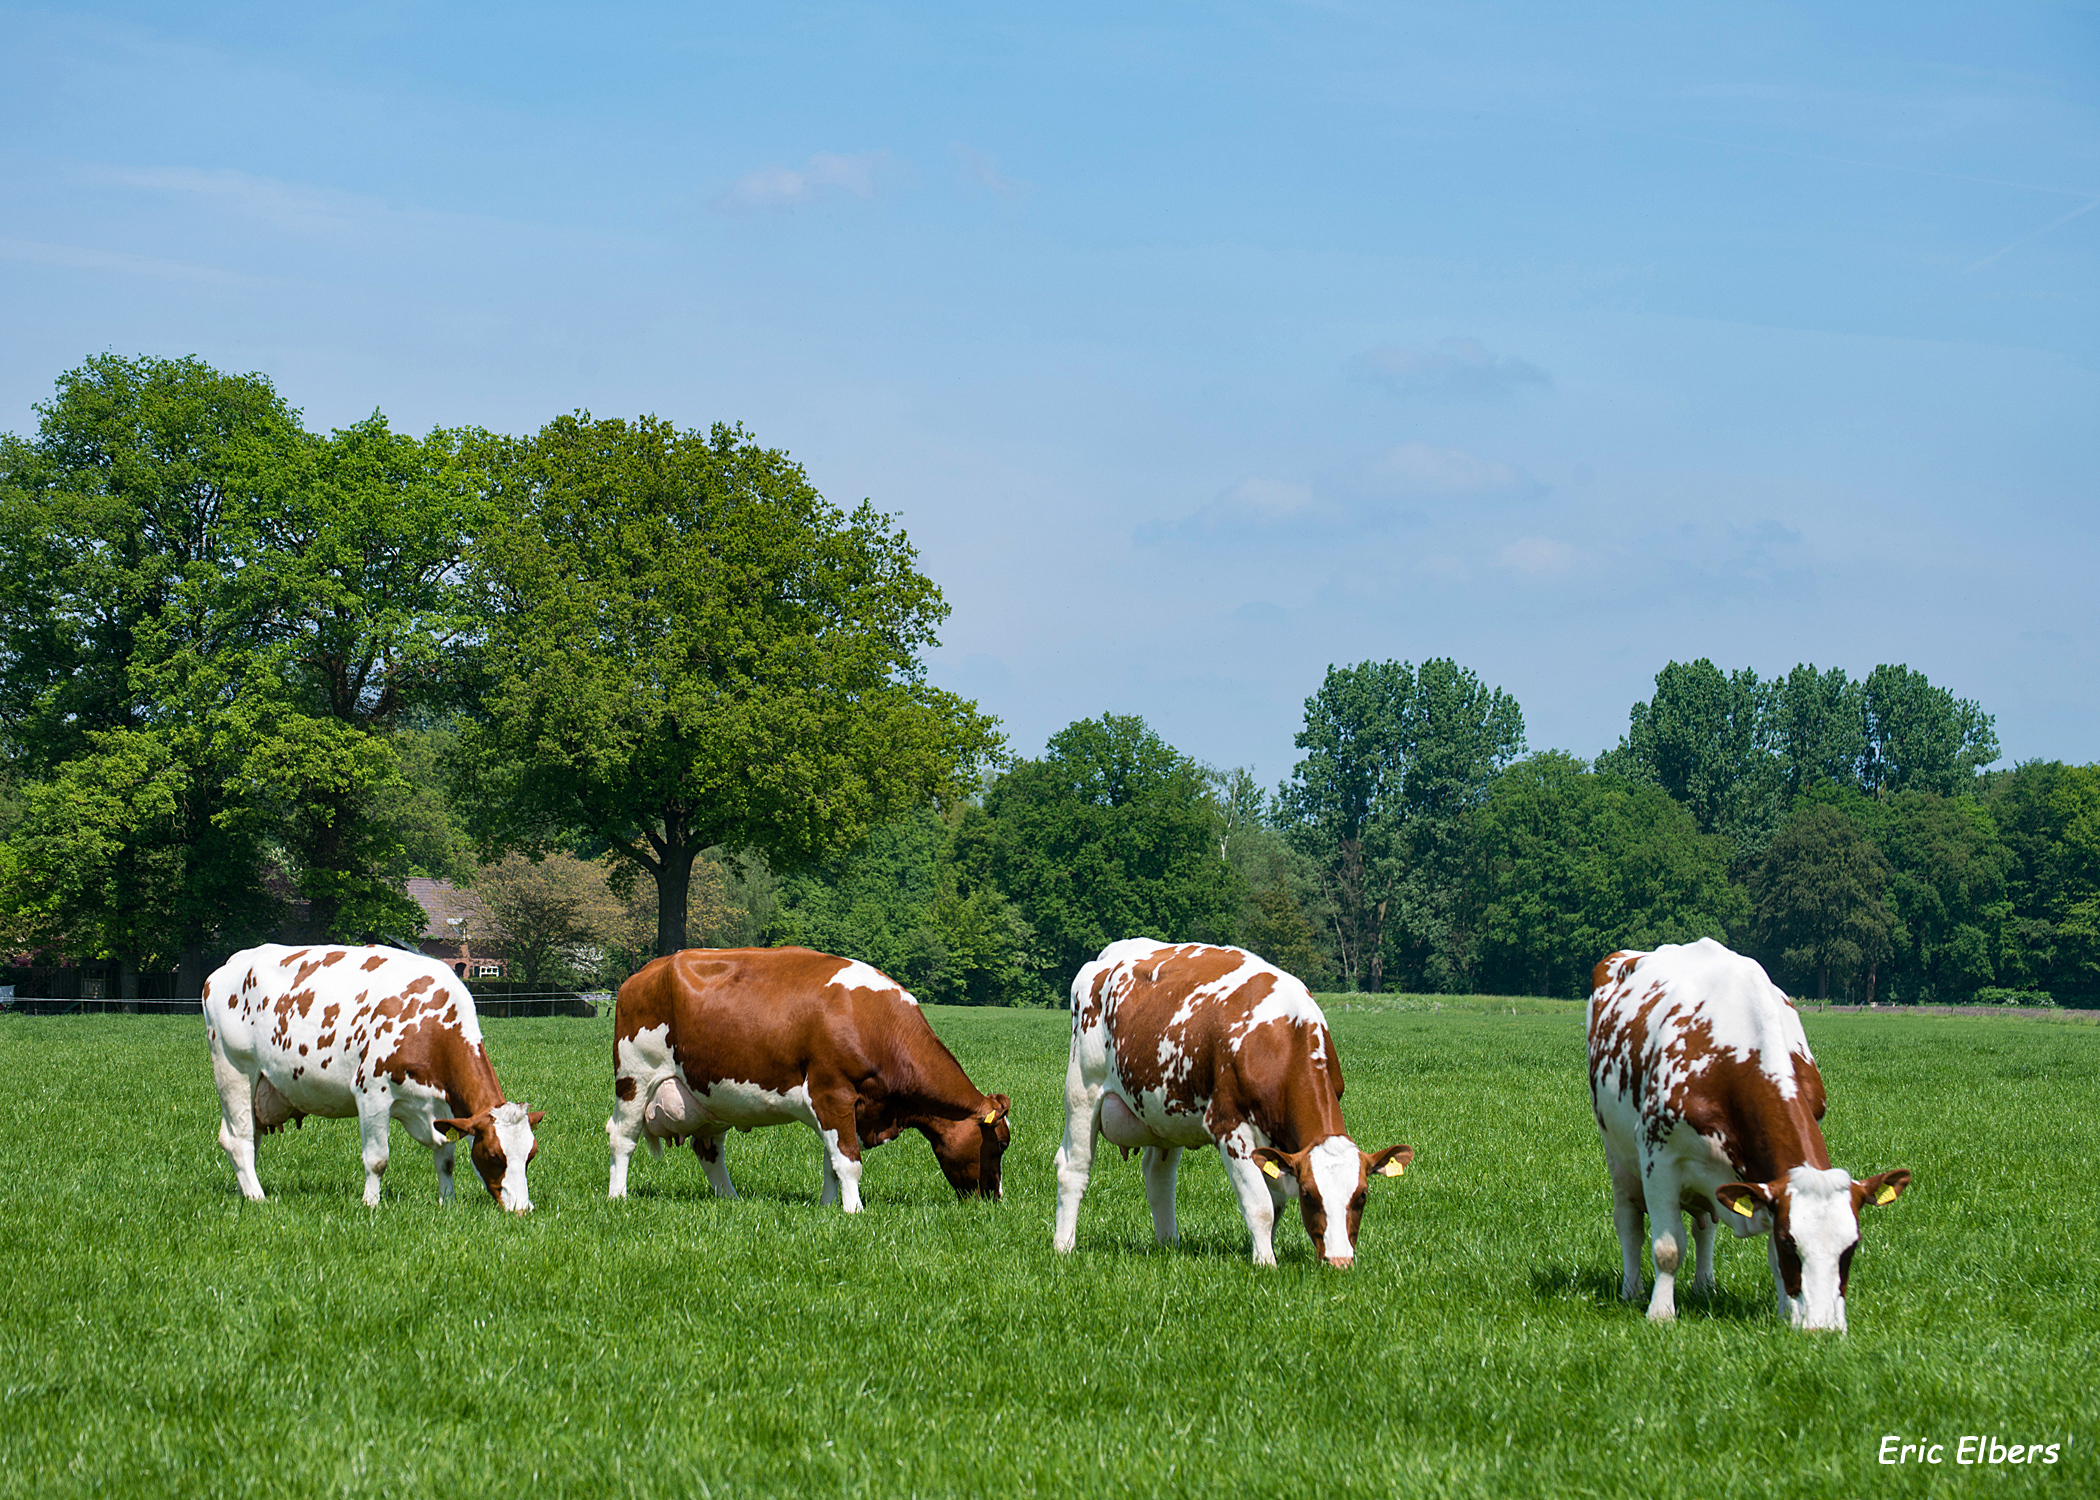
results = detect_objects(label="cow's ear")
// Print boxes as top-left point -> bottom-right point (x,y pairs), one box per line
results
1715,1181 -> 1774,1219
526,1111 -> 545,1128
434,1116 -> 475,1140
1366,1144 -> 1413,1178
1251,1146 -> 1296,1182
1857,1168 -> 1911,1209
978,1095 -> 1011,1127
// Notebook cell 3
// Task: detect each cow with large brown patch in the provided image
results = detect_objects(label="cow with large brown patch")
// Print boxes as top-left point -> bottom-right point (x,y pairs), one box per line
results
1587,937 -> 1911,1331
606,948 -> 1011,1210
204,944 -> 542,1211
1052,938 -> 1412,1267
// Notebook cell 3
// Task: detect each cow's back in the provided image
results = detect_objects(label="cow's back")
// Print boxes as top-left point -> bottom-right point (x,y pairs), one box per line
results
616,947 -> 935,1097
207,944 -> 483,1116
1072,939 -> 1340,1142
1588,937 -> 1825,1177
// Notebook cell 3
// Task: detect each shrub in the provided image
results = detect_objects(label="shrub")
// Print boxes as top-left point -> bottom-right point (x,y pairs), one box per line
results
1971,986 -> 2056,1007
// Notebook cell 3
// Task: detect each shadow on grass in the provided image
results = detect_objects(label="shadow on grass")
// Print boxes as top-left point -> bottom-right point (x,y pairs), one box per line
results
1066,1225 -> 1319,1263
1529,1262 -> 1776,1322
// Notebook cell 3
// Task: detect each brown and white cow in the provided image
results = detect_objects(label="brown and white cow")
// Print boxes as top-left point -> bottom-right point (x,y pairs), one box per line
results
606,948 -> 1011,1210
204,944 -> 542,1211
1588,938 -> 1911,1331
1053,939 -> 1412,1267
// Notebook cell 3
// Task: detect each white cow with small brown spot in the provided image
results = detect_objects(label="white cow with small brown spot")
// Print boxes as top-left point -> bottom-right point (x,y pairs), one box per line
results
204,944 -> 541,1211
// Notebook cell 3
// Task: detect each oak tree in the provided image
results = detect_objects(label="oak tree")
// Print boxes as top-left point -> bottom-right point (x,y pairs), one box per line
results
457,414 -> 1002,955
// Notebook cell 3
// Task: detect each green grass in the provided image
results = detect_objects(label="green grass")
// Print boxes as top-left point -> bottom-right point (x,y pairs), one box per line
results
1,1004 -> 2094,1498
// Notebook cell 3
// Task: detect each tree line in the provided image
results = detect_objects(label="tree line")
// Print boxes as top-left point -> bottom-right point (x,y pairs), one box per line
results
739,659 -> 2096,1008
2,356 -> 2093,1005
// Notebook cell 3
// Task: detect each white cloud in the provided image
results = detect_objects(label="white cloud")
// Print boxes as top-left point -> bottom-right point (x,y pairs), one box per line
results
953,144 -> 1027,196
715,150 -> 896,210
1363,441 -> 1542,498
85,164 -> 370,237
1139,474 -> 1326,543
1348,337 -> 1551,399
0,234 -> 251,286
1494,535 -> 1579,576
1144,441 -> 1541,550
1217,475 -> 1314,519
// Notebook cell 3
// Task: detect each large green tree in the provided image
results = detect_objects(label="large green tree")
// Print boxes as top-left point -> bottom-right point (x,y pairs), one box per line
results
768,805 -> 1041,1005
457,413 -> 1002,955
1468,752 -> 1747,997
246,415 -> 488,940
1860,663 -> 1999,797
1597,658 -> 1780,870
978,714 -> 1241,988
1768,664 -> 1868,799
1753,802 -> 1898,1000
1278,658 -> 1524,992
0,357 -> 469,976
1861,790 -> 2010,1002
1984,761 -> 2100,1000
0,356 -> 306,989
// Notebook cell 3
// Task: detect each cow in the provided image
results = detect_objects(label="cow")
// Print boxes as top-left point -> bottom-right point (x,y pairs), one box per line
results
606,947 -> 1012,1211
203,944 -> 542,1212
1052,939 -> 1413,1268
1587,937 -> 1911,1331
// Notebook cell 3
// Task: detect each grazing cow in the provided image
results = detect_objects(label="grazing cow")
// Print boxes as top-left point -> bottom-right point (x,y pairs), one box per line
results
1587,938 -> 1911,1331
1053,939 -> 1412,1267
203,944 -> 542,1212
606,948 -> 1011,1210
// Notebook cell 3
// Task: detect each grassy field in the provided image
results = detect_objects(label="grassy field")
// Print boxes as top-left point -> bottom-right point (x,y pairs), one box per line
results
1,1000 -> 2094,1498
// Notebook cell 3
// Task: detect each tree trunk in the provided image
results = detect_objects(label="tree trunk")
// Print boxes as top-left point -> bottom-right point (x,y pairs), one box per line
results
1818,962 -> 1829,1001
180,939 -> 209,1002
1864,962 -> 1878,1006
1366,898 -> 1388,994
119,955 -> 139,1008
654,838 -> 699,958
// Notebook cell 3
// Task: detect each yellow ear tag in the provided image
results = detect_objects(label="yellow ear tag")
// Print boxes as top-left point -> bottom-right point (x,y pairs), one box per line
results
1874,1185 -> 1898,1206
984,1111 -> 1000,1124
1728,1198 -> 1754,1217
1379,1159 -> 1405,1177
1260,1160 -> 1282,1179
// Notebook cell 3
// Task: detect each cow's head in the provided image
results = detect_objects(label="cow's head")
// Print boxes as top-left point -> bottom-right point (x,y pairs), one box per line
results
929,1095 -> 1012,1201
1251,1137 -> 1413,1268
436,1101 -> 544,1214
1716,1165 -> 1910,1331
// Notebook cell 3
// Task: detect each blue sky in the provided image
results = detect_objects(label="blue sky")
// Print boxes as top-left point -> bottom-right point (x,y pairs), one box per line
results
4,2 -> 2095,783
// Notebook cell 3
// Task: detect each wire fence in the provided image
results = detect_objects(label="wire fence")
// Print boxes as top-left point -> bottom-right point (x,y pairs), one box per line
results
0,992 -> 607,1018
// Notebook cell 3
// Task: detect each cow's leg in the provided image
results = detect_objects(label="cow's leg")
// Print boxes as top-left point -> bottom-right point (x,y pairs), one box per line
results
1051,1066 -> 1103,1254
806,1088 -> 866,1213
1141,1146 -> 1182,1246
1641,1168 -> 1686,1320
1689,1208 -> 1717,1297
692,1129 -> 736,1199
434,1138 -> 458,1203
401,1114 -> 453,1205
209,1042 -> 266,1202
606,1076 -> 651,1200
1609,1159 -> 1645,1301
356,1092 -> 392,1207
1218,1126 -> 1282,1266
